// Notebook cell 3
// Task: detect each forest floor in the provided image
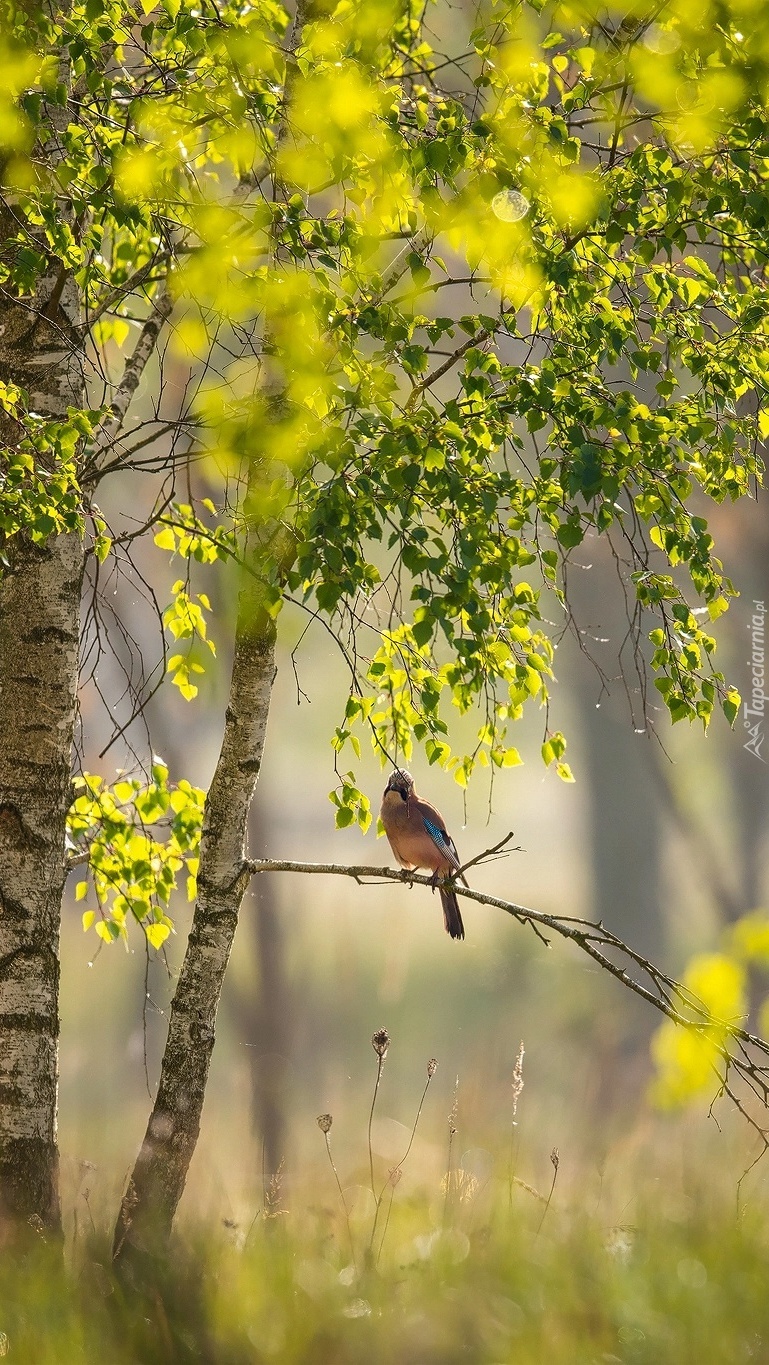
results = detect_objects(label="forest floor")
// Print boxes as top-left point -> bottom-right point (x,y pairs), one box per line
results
5,1129 -> 768,1365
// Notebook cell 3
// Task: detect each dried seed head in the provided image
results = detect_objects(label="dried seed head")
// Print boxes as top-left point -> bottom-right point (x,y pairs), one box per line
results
448,1076 -> 459,1134
371,1028 -> 390,1059
427,1057 -> 438,1078
317,1113 -> 333,1133
511,1040 -> 525,1122
389,1167 -> 402,1187
550,1147 -> 559,1172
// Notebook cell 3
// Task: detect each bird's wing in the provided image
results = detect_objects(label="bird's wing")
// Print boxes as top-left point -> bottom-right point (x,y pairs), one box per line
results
422,815 -> 463,874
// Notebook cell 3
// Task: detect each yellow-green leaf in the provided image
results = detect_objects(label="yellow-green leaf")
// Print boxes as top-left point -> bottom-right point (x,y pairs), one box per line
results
146,922 -> 171,950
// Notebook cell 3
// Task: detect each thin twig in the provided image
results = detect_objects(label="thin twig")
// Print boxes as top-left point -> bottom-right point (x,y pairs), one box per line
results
458,830 -> 520,878
87,281 -> 174,472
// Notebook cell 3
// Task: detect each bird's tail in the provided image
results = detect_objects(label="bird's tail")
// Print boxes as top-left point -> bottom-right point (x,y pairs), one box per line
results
440,884 -> 465,941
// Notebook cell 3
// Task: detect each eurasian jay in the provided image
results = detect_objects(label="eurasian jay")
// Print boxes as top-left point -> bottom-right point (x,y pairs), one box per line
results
380,769 -> 466,940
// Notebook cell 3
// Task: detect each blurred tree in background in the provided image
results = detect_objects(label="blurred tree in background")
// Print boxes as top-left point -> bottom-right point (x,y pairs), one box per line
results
0,0 -> 767,1262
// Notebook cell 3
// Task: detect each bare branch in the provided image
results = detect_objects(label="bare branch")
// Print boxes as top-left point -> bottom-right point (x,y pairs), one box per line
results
83,251 -> 171,332
240,855 -> 769,1140
458,830 -> 520,877
66,849 -> 91,869
88,281 -> 174,469
405,327 -> 491,409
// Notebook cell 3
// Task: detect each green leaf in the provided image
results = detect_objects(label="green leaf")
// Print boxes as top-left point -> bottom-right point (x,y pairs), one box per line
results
556,519 -> 584,549
146,922 -> 171,950
722,689 -> 741,726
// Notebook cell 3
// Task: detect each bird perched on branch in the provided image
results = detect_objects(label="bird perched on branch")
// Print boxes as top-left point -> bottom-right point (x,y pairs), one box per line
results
380,769 -> 466,940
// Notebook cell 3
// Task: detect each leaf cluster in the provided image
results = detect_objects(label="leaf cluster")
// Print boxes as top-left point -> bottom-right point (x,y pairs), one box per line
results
67,763 -> 204,949
2,0 -> 768,825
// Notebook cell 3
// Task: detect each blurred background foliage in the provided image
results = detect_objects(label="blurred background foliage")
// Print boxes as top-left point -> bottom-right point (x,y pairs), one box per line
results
1,0 -> 769,1350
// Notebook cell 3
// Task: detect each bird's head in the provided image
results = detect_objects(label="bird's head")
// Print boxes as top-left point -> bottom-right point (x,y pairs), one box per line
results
385,769 -> 414,801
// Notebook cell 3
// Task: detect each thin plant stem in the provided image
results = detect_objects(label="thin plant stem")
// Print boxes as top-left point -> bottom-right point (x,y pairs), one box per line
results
397,1069 -> 434,1170
244,1208 -> 261,1247
444,1077 -> 459,1227
376,1182 -> 398,1266
370,1060 -> 437,1252
507,1126 -> 517,1211
368,1054 -> 386,1197
507,1041 -> 525,1211
324,1132 -> 356,1270
537,1148 -> 560,1235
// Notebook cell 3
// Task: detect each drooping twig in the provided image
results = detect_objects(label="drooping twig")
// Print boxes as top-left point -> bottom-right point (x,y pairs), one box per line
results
237,855 -> 769,1158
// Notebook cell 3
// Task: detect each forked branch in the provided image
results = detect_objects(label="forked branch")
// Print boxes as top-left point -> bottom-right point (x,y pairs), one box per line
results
87,280 -> 175,475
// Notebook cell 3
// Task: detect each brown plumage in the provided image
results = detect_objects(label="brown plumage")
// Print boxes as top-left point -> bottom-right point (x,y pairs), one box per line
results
379,769 -> 466,940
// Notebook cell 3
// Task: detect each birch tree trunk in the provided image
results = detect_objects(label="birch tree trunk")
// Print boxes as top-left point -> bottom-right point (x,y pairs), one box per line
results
0,254 -> 84,1237
0,54 -> 172,1233
113,578 -> 277,1263
113,0 -> 306,1268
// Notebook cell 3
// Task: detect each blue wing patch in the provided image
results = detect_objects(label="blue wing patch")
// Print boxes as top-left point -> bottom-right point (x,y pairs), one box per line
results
422,817 -> 462,872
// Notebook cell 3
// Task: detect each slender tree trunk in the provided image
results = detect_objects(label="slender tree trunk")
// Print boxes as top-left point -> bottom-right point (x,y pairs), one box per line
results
0,266 -> 84,1237
113,581 -> 277,1264
113,0 -> 306,1267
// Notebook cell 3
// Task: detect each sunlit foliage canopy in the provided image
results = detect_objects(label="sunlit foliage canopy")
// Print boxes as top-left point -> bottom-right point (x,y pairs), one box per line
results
2,0 -> 768,938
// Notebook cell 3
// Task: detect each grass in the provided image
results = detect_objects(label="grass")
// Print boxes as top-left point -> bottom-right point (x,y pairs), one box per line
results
4,1036 -> 768,1362
2,1162 -> 769,1365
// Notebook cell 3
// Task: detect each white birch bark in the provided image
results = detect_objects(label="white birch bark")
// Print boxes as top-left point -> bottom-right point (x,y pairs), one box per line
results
113,581 -> 276,1260
113,0 -> 308,1266
0,52 -> 174,1229
0,237 -> 84,1236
